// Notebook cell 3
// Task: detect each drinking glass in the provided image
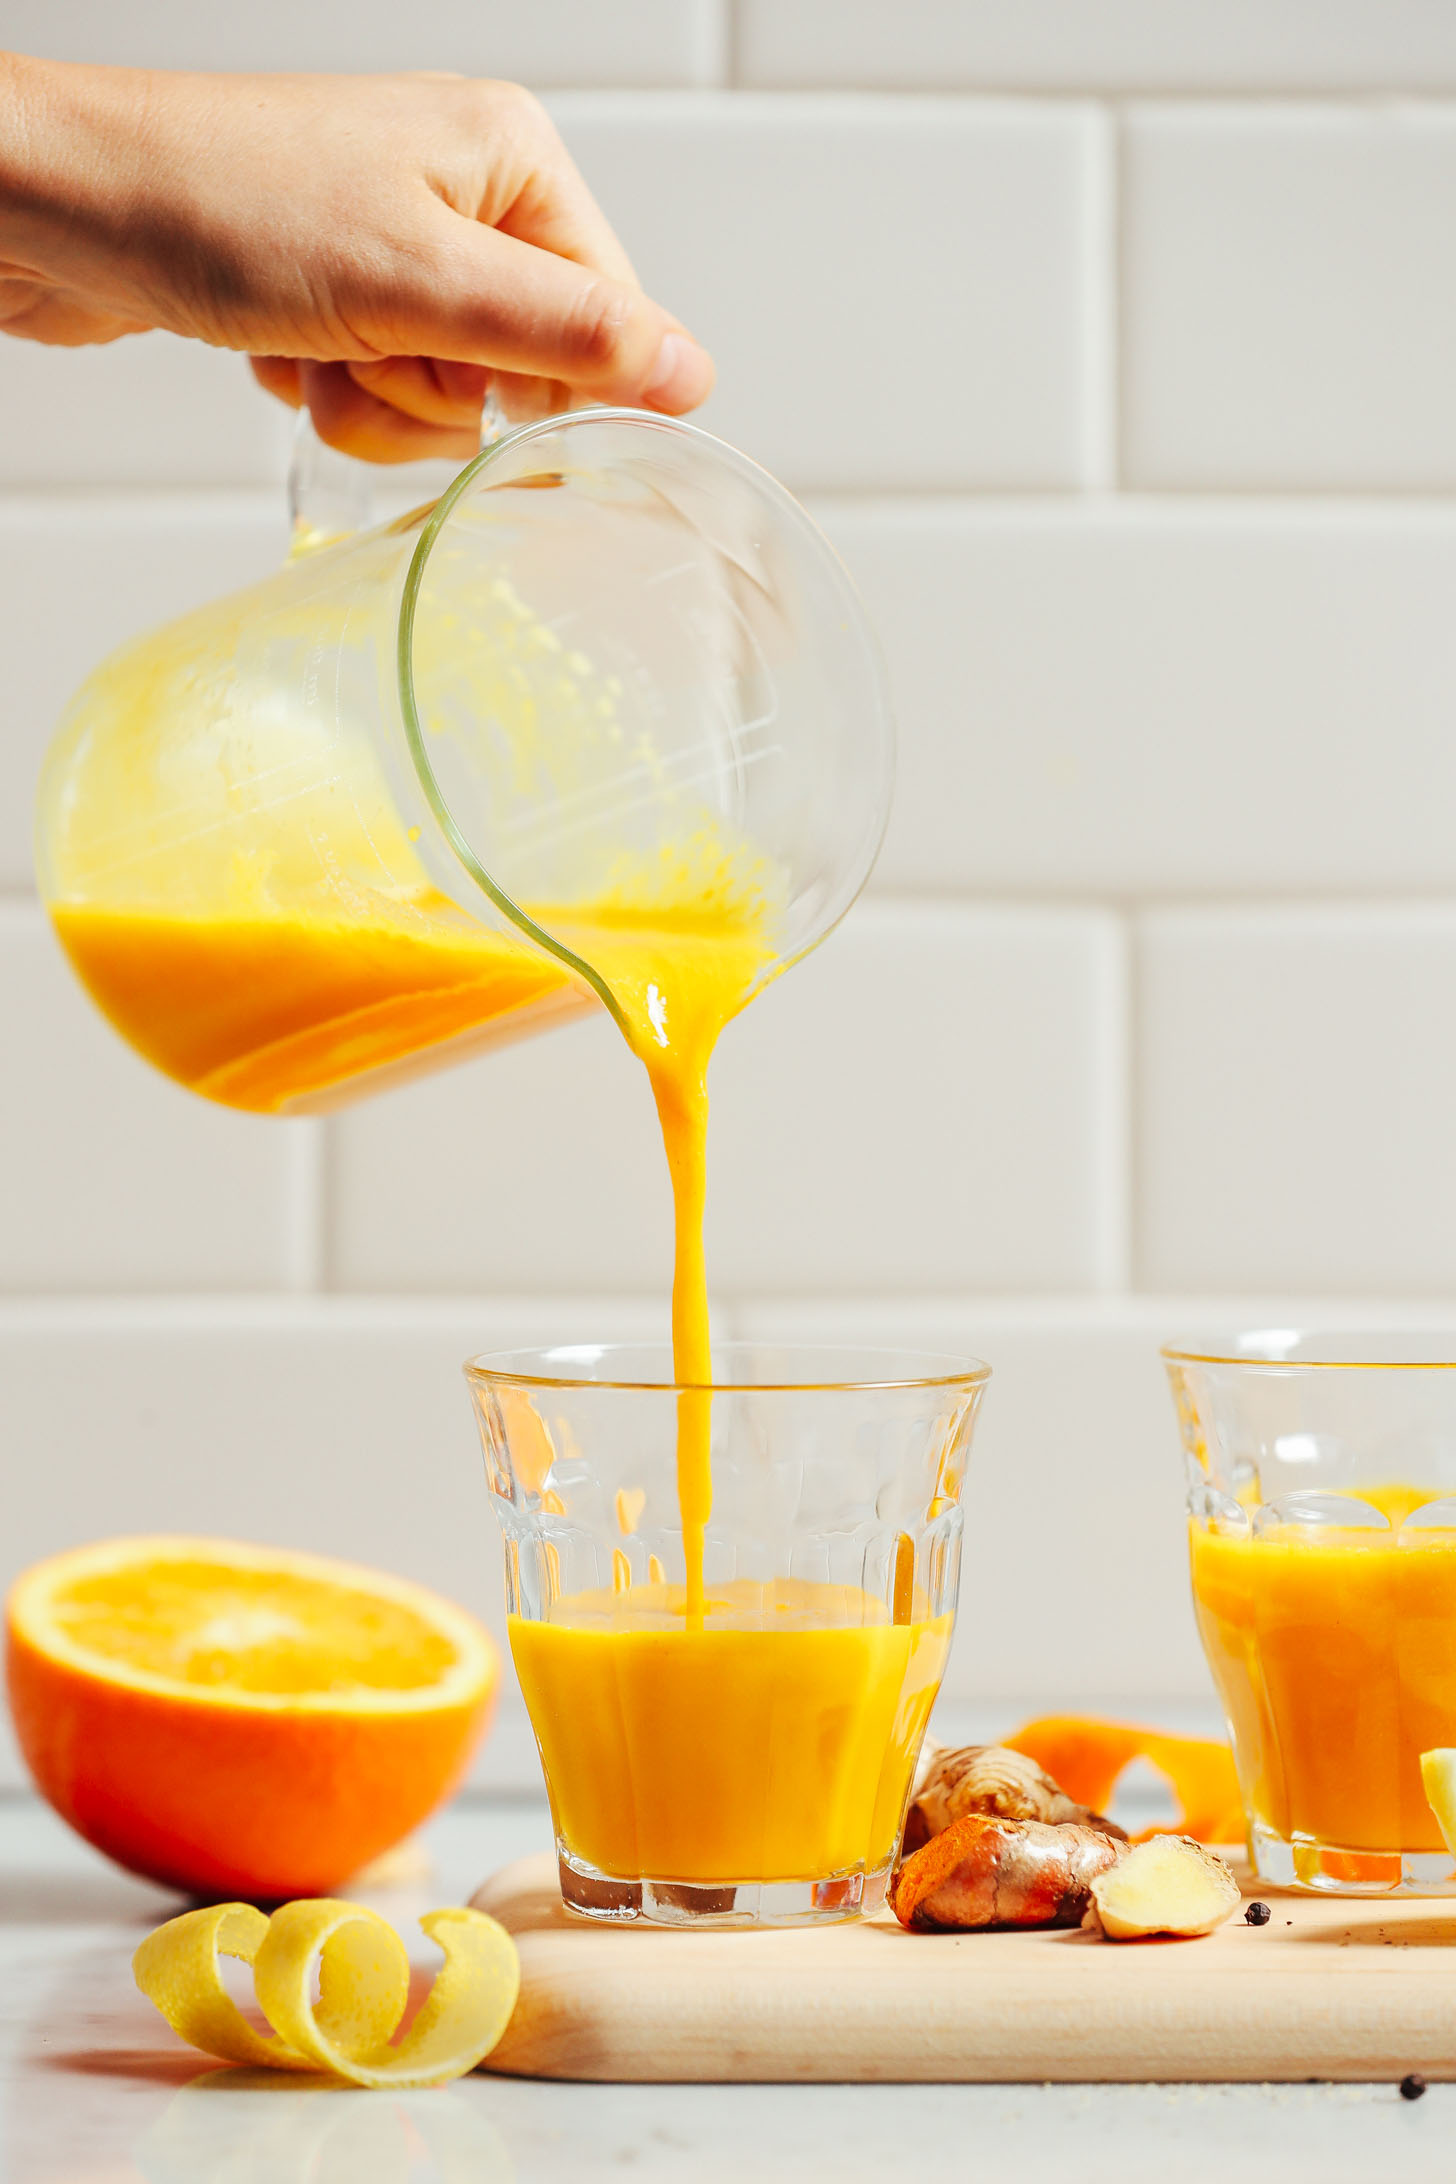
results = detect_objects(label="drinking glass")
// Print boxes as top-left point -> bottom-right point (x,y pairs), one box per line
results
466,1343 -> 989,1927
1165,1330 -> 1456,1893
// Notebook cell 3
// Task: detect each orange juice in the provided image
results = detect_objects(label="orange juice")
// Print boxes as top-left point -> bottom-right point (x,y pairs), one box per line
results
559,900 -> 774,1629
510,1582 -> 951,1883
1189,1486 -> 1456,1857
51,898 -> 585,1114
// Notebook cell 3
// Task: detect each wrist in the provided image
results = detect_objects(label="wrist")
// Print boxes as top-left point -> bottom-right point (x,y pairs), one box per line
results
0,51 -> 151,271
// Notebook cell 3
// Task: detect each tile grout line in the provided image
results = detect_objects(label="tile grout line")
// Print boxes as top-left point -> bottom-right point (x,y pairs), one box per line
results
1121,910 -> 1145,1297
1091,910 -> 1134,1295
684,85 -> 1456,105
13,489 -> 1456,523
280,1120 -> 326,1294
1082,100 -> 1120,494
10,1292 -> 1456,1328
714,0 -> 739,90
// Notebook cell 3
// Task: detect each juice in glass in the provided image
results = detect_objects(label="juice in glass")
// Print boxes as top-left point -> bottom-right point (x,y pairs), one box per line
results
470,1347 -> 986,1925
1169,1334 -> 1456,1893
511,1581 -> 952,1888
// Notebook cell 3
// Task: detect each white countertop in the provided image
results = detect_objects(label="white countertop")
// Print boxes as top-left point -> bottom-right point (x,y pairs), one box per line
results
1,1791 -> 1451,2183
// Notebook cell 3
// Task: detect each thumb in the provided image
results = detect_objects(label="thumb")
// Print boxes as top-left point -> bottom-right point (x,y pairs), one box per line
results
380,212 -> 715,414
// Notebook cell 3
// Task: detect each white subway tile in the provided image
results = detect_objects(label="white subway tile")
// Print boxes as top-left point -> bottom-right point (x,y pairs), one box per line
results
739,3 -> 1456,92
6,1 -> 725,85
0,911 -> 302,1291
547,95 -> 1097,490
706,905 -> 1120,1291
734,1299 -> 1209,1704
1138,908 -> 1456,1291
1123,107 -> 1456,489
332,903 -> 1120,1295
329,1011 -> 680,1298
0,334 -> 291,489
814,500 -> 1456,899
0,496 -> 285,889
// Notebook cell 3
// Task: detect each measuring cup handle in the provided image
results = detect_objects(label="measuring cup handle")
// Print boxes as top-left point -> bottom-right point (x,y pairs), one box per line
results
287,386 -> 507,547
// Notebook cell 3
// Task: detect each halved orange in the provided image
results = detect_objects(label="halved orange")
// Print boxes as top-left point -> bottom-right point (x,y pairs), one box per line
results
6,1537 -> 498,1899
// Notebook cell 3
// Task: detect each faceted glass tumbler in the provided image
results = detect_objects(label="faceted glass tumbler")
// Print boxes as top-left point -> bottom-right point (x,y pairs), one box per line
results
1165,1331 -> 1456,1894
466,1343 -> 988,1927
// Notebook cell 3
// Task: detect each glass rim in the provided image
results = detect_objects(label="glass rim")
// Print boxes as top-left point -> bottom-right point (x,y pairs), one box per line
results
1162,1329 -> 1456,1370
463,1339 -> 992,1396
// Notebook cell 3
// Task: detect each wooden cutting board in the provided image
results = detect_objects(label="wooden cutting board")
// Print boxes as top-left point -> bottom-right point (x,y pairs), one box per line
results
470,1853 -> 1456,2082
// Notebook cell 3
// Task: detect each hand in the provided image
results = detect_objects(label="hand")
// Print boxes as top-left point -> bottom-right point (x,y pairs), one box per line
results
0,54 -> 714,460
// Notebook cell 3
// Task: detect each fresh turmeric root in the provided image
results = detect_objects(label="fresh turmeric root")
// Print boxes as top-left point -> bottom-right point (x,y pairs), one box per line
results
902,1743 -> 1126,1857
1005,1716 -> 1244,1844
1085,1834 -> 1240,1940
891,1813 -> 1127,1932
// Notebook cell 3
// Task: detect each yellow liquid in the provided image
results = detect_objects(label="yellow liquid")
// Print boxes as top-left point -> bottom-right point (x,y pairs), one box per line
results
51,898 -> 581,1114
510,1583 -> 951,1882
1190,1483 -> 1456,1859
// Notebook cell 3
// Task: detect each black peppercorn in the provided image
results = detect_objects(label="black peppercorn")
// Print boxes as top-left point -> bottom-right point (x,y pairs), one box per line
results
1244,1900 -> 1272,1925
1400,2074 -> 1427,2102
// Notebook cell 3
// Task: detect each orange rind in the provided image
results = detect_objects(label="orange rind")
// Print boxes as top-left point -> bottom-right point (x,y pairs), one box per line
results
1006,1715 -> 1245,1844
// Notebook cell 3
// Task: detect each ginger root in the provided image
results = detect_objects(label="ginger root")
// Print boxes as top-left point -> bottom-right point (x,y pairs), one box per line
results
1085,1834 -> 1240,1940
891,1813 -> 1127,1932
903,1742 -> 1126,1857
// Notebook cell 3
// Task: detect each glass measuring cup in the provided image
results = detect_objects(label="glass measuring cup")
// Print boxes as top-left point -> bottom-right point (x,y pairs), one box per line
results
35,409 -> 893,1114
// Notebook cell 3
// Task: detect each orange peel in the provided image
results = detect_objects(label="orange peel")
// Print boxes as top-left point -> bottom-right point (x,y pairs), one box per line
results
1005,1715 -> 1245,1845
134,1899 -> 519,2087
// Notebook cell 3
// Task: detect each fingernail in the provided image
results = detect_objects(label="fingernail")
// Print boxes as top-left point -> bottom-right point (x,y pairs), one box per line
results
640,332 -> 714,412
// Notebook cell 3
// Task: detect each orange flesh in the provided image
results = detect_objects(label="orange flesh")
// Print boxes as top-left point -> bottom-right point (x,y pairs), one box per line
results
1189,1484 -> 1456,1857
46,1557 -> 460,1696
510,1584 -> 951,1883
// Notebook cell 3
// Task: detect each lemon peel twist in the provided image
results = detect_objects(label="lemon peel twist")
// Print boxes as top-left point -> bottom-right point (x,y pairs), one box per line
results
133,1899 -> 520,2087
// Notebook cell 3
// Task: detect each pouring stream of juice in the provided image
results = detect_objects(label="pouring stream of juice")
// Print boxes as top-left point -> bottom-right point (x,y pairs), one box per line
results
53,880 -> 772,1631
546,901 -> 774,1629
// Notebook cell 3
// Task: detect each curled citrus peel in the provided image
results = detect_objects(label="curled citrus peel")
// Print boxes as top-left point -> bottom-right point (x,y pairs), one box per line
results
133,1899 -> 519,2087
1005,1716 -> 1245,1845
